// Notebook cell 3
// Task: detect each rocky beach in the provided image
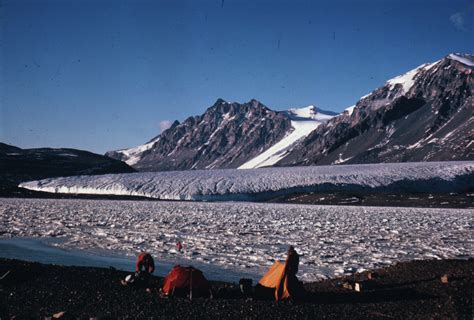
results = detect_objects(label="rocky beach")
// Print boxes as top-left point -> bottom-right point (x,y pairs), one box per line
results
0,258 -> 472,319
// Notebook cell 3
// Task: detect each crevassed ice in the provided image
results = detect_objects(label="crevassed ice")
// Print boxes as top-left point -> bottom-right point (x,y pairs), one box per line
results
19,161 -> 474,201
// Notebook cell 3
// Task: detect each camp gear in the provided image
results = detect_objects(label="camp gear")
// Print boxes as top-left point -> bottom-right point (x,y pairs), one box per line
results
239,278 -> 253,298
162,265 -> 211,299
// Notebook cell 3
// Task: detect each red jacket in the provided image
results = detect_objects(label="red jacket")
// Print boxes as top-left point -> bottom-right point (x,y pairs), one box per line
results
136,252 -> 155,274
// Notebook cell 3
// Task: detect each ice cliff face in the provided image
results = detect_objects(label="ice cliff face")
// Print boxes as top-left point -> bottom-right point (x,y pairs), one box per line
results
106,99 -> 292,171
19,161 -> 474,201
278,54 -> 474,166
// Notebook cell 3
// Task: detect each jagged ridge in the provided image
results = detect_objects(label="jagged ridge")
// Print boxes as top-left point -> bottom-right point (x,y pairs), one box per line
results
107,99 -> 292,171
277,53 -> 473,166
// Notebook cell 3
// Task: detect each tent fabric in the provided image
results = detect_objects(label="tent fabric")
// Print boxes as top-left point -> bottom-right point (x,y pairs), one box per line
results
258,260 -> 292,301
162,265 -> 210,297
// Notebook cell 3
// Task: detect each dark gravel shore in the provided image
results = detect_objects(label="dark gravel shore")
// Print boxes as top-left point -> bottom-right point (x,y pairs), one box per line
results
270,191 -> 474,209
2,189 -> 473,209
0,258 -> 472,319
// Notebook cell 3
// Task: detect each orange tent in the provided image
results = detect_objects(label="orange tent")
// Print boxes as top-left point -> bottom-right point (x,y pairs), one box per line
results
162,265 -> 210,298
257,260 -> 292,301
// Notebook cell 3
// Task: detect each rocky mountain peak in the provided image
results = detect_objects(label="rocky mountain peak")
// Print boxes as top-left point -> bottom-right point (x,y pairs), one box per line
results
277,53 -> 473,166
107,99 -> 292,171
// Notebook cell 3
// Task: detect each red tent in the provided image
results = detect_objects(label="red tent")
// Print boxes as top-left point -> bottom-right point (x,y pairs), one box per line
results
162,265 -> 210,299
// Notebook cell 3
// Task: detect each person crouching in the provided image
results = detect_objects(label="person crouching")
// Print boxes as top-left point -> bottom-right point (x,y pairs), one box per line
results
122,251 -> 155,290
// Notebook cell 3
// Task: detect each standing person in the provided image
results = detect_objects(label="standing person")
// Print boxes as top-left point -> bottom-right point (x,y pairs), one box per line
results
285,246 -> 299,276
256,246 -> 305,301
283,246 -> 304,300
177,241 -> 183,253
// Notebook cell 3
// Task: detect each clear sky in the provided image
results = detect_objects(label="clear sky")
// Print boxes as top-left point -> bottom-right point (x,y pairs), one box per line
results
1,0 -> 472,154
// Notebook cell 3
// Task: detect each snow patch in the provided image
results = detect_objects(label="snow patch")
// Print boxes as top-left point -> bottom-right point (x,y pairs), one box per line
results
386,60 -> 440,93
345,105 -> 356,116
448,54 -> 474,67
287,105 -> 334,121
114,137 -> 160,166
334,154 -> 353,165
58,153 -> 79,157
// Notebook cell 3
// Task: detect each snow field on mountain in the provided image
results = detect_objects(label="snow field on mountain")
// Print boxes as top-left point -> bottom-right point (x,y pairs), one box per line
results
238,106 -> 334,169
114,137 -> 160,166
344,105 -> 356,115
386,60 -> 440,93
20,161 -> 474,201
448,53 -> 474,67
1,198 -> 472,282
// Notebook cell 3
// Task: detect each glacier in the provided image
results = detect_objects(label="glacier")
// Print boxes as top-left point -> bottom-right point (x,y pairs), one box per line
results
1,198 -> 472,282
19,161 -> 474,201
238,106 -> 335,169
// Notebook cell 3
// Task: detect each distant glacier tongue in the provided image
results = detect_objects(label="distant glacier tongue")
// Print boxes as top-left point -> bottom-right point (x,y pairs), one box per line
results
19,161 -> 474,201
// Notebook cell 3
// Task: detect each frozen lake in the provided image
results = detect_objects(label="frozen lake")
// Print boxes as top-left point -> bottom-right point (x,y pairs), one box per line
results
1,198 -> 472,282
0,238 -> 250,282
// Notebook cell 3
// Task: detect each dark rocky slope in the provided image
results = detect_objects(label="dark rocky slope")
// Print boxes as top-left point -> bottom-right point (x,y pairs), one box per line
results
0,143 -> 135,196
278,54 -> 473,166
107,99 -> 291,171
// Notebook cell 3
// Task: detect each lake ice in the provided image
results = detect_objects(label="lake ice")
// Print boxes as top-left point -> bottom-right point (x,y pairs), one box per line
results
1,198 -> 472,282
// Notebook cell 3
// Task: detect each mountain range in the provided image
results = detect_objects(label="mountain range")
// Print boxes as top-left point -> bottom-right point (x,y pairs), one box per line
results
106,100 -> 337,171
107,53 -> 473,171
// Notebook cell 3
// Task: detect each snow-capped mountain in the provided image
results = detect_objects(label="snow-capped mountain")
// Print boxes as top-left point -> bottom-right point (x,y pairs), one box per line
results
278,53 -> 474,166
108,53 -> 472,171
106,99 -> 293,171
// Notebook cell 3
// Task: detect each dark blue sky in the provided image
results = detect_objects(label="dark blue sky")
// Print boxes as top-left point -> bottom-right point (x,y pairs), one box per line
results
1,0 -> 473,153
